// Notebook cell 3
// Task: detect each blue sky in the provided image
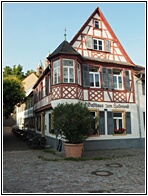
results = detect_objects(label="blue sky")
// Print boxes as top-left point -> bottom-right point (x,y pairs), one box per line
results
3,2 -> 146,73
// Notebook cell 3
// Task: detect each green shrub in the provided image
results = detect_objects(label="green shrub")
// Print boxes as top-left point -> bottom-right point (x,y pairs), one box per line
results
52,102 -> 94,144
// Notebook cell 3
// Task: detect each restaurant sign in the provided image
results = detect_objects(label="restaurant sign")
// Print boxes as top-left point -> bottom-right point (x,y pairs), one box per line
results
86,102 -> 129,109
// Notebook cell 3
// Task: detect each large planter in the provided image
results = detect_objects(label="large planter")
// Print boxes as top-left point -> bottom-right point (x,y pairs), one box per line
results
64,143 -> 84,158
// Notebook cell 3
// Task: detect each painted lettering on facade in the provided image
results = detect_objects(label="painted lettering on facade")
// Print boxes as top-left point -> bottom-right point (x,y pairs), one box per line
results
86,102 -> 129,109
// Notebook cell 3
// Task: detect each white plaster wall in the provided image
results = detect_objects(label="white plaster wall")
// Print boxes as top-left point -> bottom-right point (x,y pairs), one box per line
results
51,99 -> 79,108
73,41 -> 81,48
84,101 -> 140,140
94,30 -> 101,37
82,26 -> 89,34
134,76 -> 145,138
83,89 -> 88,100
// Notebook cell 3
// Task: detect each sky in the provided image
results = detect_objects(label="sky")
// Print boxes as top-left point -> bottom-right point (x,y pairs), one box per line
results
2,2 -> 146,73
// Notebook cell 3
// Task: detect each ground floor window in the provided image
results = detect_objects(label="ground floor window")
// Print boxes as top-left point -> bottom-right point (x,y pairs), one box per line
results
37,115 -> 41,131
89,109 -> 99,136
143,112 -> 145,129
113,112 -> 125,134
99,110 -> 131,135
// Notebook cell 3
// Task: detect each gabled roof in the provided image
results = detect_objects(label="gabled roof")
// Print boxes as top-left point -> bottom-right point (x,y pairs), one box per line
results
47,40 -> 83,60
70,7 -> 134,65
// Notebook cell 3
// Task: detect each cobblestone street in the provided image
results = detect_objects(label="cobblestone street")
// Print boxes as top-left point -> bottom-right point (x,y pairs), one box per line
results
3,129 -> 146,194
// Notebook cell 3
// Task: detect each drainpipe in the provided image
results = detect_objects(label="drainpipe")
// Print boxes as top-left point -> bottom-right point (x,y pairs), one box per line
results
136,73 -> 143,138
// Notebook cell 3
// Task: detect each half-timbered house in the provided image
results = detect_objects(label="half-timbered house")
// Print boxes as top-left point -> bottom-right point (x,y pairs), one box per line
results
33,7 -> 145,150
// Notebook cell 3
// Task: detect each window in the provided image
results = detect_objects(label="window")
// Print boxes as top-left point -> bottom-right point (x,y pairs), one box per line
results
63,59 -> 74,83
113,112 -> 125,134
77,62 -> 81,85
113,70 -> 123,89
37,115 -> 41,131
142,80 -> 145,95
143,112 -> 145,129
89,72 -> 100,87
45,75 -> 50,95
49,114 -> 51,133
93,39 -> 103,51
90,110 -> 99,136
94,20 -> 99,28
53,59 -> 60,84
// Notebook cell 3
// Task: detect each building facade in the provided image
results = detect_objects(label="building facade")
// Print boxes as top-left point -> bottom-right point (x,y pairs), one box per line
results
16,72 -> 38,130
17,7 -> 145,150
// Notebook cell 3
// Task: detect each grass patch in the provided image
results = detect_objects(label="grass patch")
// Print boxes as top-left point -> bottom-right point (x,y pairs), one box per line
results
37,155 -> 60,161
64,157 -> 108,161
37,155 -> 109,162
37,151 -> 135,162
43,148 -> 57,155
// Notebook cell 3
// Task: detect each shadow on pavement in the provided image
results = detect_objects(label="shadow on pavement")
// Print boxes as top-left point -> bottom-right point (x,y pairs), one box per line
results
3,127 -> 30,151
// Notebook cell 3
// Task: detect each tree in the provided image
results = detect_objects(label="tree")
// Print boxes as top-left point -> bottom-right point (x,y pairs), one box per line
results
3,64 -> 25,80
25,69 -> 37,77
3,65 -> 37,80
3,76 -> 25,118
3,66 -> 12,77
11,64 -> 25,80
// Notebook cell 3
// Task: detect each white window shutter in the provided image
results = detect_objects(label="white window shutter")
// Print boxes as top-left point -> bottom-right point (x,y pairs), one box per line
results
106,40 -> 111,52
86,36 -> 93,49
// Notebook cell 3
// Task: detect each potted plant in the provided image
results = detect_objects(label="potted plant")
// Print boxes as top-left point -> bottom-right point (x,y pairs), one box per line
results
52,102 -> 94,158
114,128 -> 126,134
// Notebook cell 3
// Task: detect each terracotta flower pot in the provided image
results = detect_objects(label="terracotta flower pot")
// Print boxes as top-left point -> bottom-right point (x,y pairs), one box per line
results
64,143 -> 84,158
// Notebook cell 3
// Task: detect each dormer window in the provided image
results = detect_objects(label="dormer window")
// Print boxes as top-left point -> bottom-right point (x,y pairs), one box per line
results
63,59 -> 74,83
94,20 -> 100,28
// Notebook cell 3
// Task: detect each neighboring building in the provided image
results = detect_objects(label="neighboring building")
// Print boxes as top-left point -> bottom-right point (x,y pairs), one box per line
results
16,72 -> 38,130
134,65 -> 145,139
32,7 -> 145,150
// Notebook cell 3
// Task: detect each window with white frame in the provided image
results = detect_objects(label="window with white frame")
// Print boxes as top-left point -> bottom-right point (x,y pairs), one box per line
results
113,70 -> 123,89
113,112 -> 125,134
77,62 -> 81,85
94,20 -> 100,28
53,59 -> 60,84
89,68 -> 100,88
63,59 -> 74,83
93,39 -> 103,51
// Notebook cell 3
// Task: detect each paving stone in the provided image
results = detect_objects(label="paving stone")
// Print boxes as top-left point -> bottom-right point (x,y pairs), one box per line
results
3,130 -> 145,193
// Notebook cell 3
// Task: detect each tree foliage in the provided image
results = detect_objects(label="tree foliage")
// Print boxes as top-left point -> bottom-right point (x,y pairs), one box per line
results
25,69 -> 37,77
3,76 -> 25,118
3,64 -> 37,80
3,64 -> 25,80
3,64 -> 36,118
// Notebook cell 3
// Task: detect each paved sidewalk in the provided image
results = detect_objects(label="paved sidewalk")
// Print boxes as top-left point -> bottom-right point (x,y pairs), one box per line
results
3,129 -> 146,194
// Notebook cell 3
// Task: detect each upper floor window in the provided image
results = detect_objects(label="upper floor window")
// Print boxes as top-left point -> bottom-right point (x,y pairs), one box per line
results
45,75 -> 51,95
77,62 -> 81,85
94,20 -> 100,28
39,82 -> 43,100
102,68 -> 124,90
63,59 -> 74,83
93,39 -> 103,51
89,68 -> 100,88
113,70 -> 123,89
53,59 -> 60,84
142,80 -> 145,95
